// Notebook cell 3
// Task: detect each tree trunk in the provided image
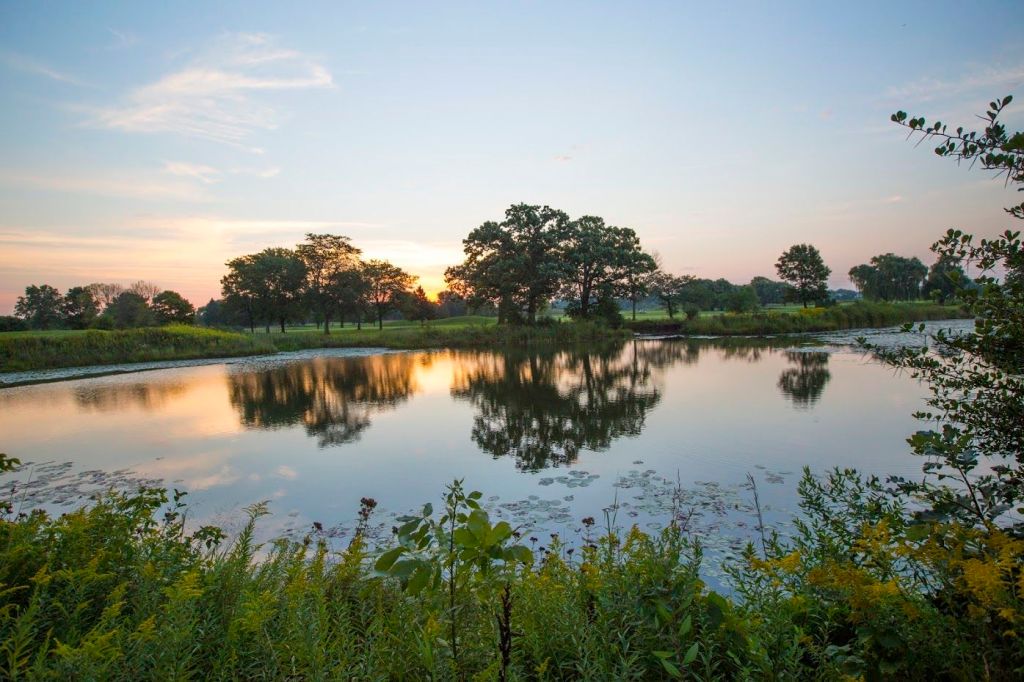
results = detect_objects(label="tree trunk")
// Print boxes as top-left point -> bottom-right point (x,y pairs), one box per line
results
632,300 -> 637,320
265,322 -> 270,334
324,314 -> 331,335
377,306 -> 383,330
279,318 -> 286,333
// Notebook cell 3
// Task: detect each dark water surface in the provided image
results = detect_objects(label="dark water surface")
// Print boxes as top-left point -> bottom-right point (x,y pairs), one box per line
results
0,321 -> 969,566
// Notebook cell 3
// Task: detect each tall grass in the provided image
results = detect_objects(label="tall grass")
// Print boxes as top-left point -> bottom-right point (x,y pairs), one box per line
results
625,301 -> 970,336
0,472 -> 1017,680
0,322 -> 629,374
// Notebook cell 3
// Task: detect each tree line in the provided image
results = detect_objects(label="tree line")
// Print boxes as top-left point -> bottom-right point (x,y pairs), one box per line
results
3,281 -> 195,332
217,233 -> 426,333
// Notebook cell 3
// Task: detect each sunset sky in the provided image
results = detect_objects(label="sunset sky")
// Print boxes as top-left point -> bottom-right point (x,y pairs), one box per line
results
1,1 -> 1022,312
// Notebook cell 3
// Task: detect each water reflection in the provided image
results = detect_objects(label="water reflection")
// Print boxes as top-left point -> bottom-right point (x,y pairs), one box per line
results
777,352 -> 831,408
73,381 -> 190,412
450,342 -> 675,470
226,354 -> 421,446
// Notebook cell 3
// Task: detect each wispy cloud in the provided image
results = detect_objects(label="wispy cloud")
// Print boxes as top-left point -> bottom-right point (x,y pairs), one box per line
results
887,64 -> 1024,103
91,33 -> 333,150
0,51 -> 89,86
163,161 -> 282,183
104,28 -> 139,51
0,168 -> 207,200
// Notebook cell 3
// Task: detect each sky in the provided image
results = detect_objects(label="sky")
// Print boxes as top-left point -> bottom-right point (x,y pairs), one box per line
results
1,1 -> 1023,312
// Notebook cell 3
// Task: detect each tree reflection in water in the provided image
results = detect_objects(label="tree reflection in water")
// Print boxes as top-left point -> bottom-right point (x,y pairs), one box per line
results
777,351 -> 832,408
450,340 -> 688,470
227,353 -> 421,446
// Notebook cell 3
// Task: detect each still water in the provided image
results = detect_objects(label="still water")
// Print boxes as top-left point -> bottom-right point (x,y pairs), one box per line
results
0,323 -> 964,564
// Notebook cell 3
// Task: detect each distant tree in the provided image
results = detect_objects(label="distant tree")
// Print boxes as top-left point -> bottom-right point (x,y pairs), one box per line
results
648,272 -> 693,319
749,276 -> 792,306
104,291 -> 154,328
127,280 -> 161,303
86,282 -> 124,310
296,233 -> 361,333
922,253 -> 969,304
222,249 -> 306,333
676,279 -> 717,310
848,253 -> 928,301
152,290 -> 196,324
62,286 -> 100,329
775,244 -> 831,307
725,285 -> 760,313
558,216 -> 654,318
0,316 -> 28,332
622,251 -> 658,320
446,204 -> 567,324
363,259 -> 415,329
436,290 -> 468,318
197,299 -> 227,327
14,284 -> 63,329
830,288 -> 860,302
402,286 -> 437,326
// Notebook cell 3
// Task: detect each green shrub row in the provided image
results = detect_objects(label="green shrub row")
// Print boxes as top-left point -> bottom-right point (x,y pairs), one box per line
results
625,301 -> 970,336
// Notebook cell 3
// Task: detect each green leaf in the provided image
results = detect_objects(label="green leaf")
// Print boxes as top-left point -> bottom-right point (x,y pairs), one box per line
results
658,656 -> 682,678
422,503 -> 433,517
408,566 -> 431,594
682,642 -> 699,666
509,545 -> 533,565
679,614 -> 692,637
467,509 -> 490,540
374,547 -> 405,572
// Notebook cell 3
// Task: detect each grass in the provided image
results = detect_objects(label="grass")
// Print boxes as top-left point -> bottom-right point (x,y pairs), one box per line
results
624,301 -> 970,335
0,320 -> 626,374
0,471 -> 1017,680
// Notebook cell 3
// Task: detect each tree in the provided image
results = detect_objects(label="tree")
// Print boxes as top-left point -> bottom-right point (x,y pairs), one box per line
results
296,233 -> 361,334
922,253 -> 969,304
437,290 -> 468,318
221,249 -> 306,333
847,253 -> 927,301
86,282 -> 124,310
151,290 -> 196,324
104,291 -> 154,328
622,251 -> 658,320
127,280 -> 161,303
446,204 -> 568,325
558,216 -> 653,318
402,286 -> 437,326
61,286 -> 100,329
363,259 -> 415,329
775,244 -> 830,307
14,284 -> 63,330
725,285 -> 760,313
750,276 -> 792,306
877,95 -> 1023,530
648,272 -> 693,319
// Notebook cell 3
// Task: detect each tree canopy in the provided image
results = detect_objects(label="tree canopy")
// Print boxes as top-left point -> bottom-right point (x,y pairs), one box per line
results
775,244 -> 830,307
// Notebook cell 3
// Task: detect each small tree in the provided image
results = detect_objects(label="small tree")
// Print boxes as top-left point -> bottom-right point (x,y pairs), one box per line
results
403,286 -> 437,326
104,291 -> 154,328
363,259 -> 415,329
127,280 -> 161,303
725,285 -> 760,313
62,286 -> 100,329
775,244 -> 830,307
14,284 -> 63,330
648,272 -> 692,319
152,290 -> 196,324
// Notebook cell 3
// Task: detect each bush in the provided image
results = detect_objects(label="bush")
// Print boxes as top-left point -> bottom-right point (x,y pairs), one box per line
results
0,316 -> 28,332
684,303 -> 700,320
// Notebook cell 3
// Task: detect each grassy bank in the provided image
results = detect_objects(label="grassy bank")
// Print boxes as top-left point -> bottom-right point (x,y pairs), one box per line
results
0,321 -> 628,373
0,472 -> 1016,679
625,301 -> 970,335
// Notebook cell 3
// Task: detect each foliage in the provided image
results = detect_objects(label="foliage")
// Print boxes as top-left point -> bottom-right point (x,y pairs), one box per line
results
362,259 -> 416,330
14,285 -> 63,330
446,204 -> 568,325
648,272 -> 694,319
724,285 -> 760,314
870,96 -> 1024,533
0,316 -> 29,333
61,286 -> 100,329
625,300 -> 966,336
296,233 -> 362,334
103,291 -> 155,329
775,244 -> 831,307
151,291 -> 195,325
848,253 -> 928,301
749,276 -> 792,306
401,286 -> 438,326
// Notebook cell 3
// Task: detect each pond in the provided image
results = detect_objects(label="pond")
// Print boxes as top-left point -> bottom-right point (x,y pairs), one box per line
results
0,321 -> 968,571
